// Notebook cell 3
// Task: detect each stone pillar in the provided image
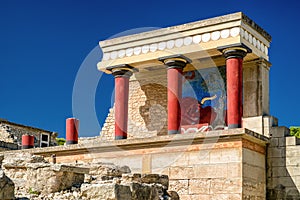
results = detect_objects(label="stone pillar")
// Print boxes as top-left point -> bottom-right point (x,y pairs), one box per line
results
219,44 -> 251,129
159,55 -> 191,134
106,64 -> 138,140
66,118 -> 79,145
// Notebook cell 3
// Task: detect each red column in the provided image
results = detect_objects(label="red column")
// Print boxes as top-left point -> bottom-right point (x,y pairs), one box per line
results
106,64 -> 138,140
226,57 -> 243,128
159,55 -> 191,134
220,45 -> 251,129
115,75 -> 130,139
66,118 -> 79,144
22,135 -> 34,149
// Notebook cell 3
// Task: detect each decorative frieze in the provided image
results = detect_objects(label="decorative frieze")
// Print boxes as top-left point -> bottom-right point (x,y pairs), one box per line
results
102,27 -> 268,62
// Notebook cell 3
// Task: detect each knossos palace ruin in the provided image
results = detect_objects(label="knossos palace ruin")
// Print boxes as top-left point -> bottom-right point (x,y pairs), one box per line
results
1,12 -> 300,199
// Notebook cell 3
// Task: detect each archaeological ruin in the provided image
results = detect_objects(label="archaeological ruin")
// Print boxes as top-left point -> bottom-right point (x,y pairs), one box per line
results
0,12 -> 300,200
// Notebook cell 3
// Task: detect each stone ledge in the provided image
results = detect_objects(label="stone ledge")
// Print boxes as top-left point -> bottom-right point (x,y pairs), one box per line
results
1,128 -> 268,158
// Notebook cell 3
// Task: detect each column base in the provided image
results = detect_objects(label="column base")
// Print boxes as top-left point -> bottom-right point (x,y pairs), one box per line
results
22,145 -> 34,149
168,130 -> 180,134
66,140 -> 78,145
228,124 -> 240,129
115,136 -> 127,140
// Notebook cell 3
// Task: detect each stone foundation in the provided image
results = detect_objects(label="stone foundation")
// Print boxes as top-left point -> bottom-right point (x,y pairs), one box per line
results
4,128 -> 270,199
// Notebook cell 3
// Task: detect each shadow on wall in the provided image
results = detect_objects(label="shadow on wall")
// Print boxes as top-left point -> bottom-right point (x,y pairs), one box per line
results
139,83 -> 168,136
267,127 -> 300,199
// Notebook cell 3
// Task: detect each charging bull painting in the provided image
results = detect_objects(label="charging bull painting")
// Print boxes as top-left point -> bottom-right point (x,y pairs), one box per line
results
181,66 -> 227,130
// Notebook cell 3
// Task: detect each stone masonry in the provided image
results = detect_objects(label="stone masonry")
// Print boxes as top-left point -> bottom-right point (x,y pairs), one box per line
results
0,119 -> 57,149
101,75 -> 168,140
0,152 -> 178,200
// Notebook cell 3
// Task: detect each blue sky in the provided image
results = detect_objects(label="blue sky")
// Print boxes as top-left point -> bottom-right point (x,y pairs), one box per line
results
1,0 -> 299,137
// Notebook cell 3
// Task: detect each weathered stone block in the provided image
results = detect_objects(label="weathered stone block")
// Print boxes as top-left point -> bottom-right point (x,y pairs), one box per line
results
89,162 -> 131,177
169,166 -> 193,180
81,183 -> 132,200
0,170 -> 15,200
169,180 -> 188,195
140,174 -> 169,190
189,179 -> 211,194
286,136 -> 298,146
209,148 -> 241,164
192,164 -> 228,179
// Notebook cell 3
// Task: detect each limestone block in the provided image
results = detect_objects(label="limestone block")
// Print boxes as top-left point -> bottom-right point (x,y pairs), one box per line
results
243,148 -> 265,167
80,183 -> 132,200
271,166 -> 288,178
130,182 -> 163,200
286,146 -> 300,157
270,127 -> 289,138
188,150 -> 210,165
89,162 -> 131,177
209,147 -> 241,164
26,163 -> 85,194
169,180 -> 188,195
287,166 -> 300,176
192,164 -> 228,179
189,179 -> 211,194
242,116 -> 263,135
140,174 -> 169,190
286,156 -> 300,166
210,178 -> 242,194
286,136 -> 298,146
227,163 -> 242,178
267,157 -> 285,167
268,147 -> 286,158
269,137 -> 279,147
169,167 -> 193,180
0,170 -> 15,200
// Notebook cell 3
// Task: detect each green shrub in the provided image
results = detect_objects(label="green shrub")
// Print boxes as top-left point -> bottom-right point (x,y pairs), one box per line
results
56,137 -> 66,146
290,127 -> 300,138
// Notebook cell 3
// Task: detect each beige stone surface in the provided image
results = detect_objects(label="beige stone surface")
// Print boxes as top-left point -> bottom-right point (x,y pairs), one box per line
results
169,180 -> 188,195
2,129 -> 270,199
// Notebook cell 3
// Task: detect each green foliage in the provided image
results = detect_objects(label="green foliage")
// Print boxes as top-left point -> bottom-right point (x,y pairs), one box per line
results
56,137 -> 66,146
290,127 -> 300,138
28,188 -> 40,195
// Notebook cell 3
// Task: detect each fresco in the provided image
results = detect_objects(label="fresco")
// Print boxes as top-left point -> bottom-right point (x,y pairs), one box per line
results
182,66 -> 227,128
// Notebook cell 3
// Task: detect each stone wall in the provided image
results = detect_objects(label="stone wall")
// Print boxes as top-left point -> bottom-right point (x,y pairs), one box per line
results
1,152 -> 178,200
100,73 -> 168,140
0,120 -> 57,148
9,128 -> 270,200
267,127 -> 300,199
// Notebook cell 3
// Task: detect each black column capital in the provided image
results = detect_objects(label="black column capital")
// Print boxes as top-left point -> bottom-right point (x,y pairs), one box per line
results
106,64 -> 138,78
158,54 -> 192,69
218,43 -> 252,59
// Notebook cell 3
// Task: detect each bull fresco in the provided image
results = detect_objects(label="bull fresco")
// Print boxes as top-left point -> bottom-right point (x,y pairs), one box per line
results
182,66 -> 227,129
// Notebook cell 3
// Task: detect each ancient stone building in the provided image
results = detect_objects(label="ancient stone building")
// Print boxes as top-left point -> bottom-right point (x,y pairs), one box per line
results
0,119 -> 57,150
1,12 -> 300,200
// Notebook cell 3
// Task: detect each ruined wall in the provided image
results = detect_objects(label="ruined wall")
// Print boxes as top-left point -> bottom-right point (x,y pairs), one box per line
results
15,129 -> 269,200
0,120 -> 57,148
267,127 -> 300,199
100,73 -> 168,140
